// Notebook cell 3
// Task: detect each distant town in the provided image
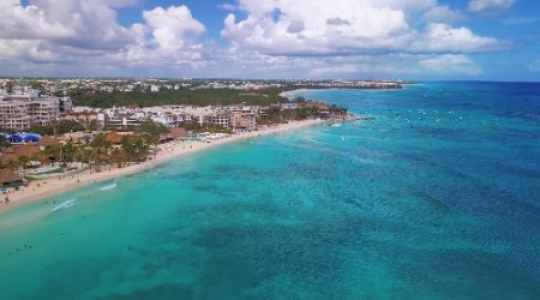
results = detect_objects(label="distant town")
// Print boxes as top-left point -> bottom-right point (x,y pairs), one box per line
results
0,77 -> 409,134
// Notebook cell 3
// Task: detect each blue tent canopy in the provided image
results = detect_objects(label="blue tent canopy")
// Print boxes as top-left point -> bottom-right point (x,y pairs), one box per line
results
1,132 -> 42,143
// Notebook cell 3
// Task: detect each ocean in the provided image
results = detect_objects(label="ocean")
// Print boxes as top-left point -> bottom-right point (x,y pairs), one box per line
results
1,81 -> 539,299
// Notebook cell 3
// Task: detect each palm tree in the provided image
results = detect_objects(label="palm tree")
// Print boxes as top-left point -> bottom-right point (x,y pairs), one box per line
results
144,132 -> 161,158
109,148 -> 125,169
30,151 -> 41,168
17,155 -> 29,175
6,158 -> 18,175
120,135 -> 135,166
62,140 -> 77,169
89,133 -> 111,172
132,134 -> 150,163
82,148 -> 93,172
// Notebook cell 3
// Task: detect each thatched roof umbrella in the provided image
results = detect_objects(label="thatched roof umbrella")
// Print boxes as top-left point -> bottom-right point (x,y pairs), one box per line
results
0,152 -> 18,168
169,127 -> 188,139
37,135 -> 60,148
13,144 -> 41,167
105,131 -> 123,144
0,168 -> 22,186
13,144 -> 40,158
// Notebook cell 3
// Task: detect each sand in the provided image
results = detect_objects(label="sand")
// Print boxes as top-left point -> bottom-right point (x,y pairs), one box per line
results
1,119 -> 324,210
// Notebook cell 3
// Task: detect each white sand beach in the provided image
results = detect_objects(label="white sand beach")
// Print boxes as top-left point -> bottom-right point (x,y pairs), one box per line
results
1,119 -> 323,210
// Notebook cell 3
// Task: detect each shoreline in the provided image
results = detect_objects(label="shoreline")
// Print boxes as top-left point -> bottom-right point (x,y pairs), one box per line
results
0,119 -> 324,211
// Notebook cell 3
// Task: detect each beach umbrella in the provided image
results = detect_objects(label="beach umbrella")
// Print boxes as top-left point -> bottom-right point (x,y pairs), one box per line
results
0,151 -> 18,166
13,144 -> 40,158
0,168 -> 22,186
105,131 -> 123,144
169,127 -> 188,139
38,135 -> 60,147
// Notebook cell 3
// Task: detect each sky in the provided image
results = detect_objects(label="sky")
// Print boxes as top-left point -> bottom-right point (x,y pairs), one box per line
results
0,0 -> 539,81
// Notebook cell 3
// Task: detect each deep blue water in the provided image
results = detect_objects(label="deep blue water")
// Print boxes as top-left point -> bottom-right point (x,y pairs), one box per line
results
1,81 -> 539,299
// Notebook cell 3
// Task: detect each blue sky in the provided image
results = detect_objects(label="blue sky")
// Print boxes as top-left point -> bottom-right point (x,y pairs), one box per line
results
1,0 -> 539,81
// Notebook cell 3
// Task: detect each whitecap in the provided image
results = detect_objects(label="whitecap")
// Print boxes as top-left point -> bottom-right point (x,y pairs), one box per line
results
99,183 -> 117,191
51,199 -> 77,213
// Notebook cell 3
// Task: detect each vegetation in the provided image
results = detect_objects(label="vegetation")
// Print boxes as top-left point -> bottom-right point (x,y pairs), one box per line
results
0,132 -> 164,175
69,87 -> 291,108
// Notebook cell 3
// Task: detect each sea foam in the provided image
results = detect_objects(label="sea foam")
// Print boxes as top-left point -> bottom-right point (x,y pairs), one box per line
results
51,199 -> 77,213
99,183 -> 117,191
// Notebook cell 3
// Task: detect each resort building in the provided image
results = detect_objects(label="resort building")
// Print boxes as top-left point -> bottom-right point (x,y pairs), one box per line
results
230,112 -> 257,131
59,111 -> 98,124
0,93 -> 73,131
203,113 -> 230,129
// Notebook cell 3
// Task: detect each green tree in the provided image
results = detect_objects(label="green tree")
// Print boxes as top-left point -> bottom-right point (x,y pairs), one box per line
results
0,135 -> 10,151
62,140 -> 77,169
58,120 -> 85,134
17,155 -> 29,175
88,133 -> 111,172
28,124 -> 54,136
137,120 -> 168,135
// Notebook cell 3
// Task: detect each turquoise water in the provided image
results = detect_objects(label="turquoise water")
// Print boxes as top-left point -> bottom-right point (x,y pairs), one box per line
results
1,82 -> 540,299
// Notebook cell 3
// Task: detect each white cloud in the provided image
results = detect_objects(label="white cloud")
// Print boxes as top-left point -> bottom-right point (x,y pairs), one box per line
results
218,3 -> 236,11
0,0 -> 512,79
0,0 -> 135,50
142,6 -> 205,49
221,0 -> 503,56
421,6 -> 464,23
527,60 -> 540,72
409,23 -> 505,53
0,1 -> 210,74
221,0 -> 412,55
418,54 -> 482,75
468,0 -> 516,15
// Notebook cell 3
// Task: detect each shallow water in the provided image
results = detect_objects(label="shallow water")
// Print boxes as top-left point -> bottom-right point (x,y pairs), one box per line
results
1,82 -> 539,299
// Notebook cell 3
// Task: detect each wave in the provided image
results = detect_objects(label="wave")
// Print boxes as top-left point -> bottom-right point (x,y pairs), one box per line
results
51,199 -> 77,213
99,183 -> 117,191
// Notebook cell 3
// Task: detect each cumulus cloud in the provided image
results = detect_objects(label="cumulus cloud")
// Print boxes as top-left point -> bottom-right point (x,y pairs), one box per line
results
0,1 -> 211,74
418,54 -> 482,75
468,0 -> 516,15
142,6 -> 205,49
409,23 -> 505,53
0,0 -> 136,52
221,0 -> 503,56
0,0 -> 511,79
221,0 -> 412,55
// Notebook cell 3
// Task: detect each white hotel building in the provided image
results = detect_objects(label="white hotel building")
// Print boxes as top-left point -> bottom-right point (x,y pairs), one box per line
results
0,91 -> 72,131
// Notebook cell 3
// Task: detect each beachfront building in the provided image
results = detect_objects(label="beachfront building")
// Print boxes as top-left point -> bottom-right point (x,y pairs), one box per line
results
0,93 -> 73,131
201,111 -> 258,132
59,111 -> 98,124
203,113 -> 230,129
231,112 -> 257,131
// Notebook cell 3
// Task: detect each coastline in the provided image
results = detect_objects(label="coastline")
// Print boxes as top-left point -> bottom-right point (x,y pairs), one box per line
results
0,119 -> 324,211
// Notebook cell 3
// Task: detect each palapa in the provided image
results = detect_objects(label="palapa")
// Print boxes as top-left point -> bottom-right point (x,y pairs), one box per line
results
13,144 -> 40,158
38,135 -> 60,147
0,152 -> 18,167
0,168 -> 23,186
169,127 -> 188,139
105,131 -> 123,144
